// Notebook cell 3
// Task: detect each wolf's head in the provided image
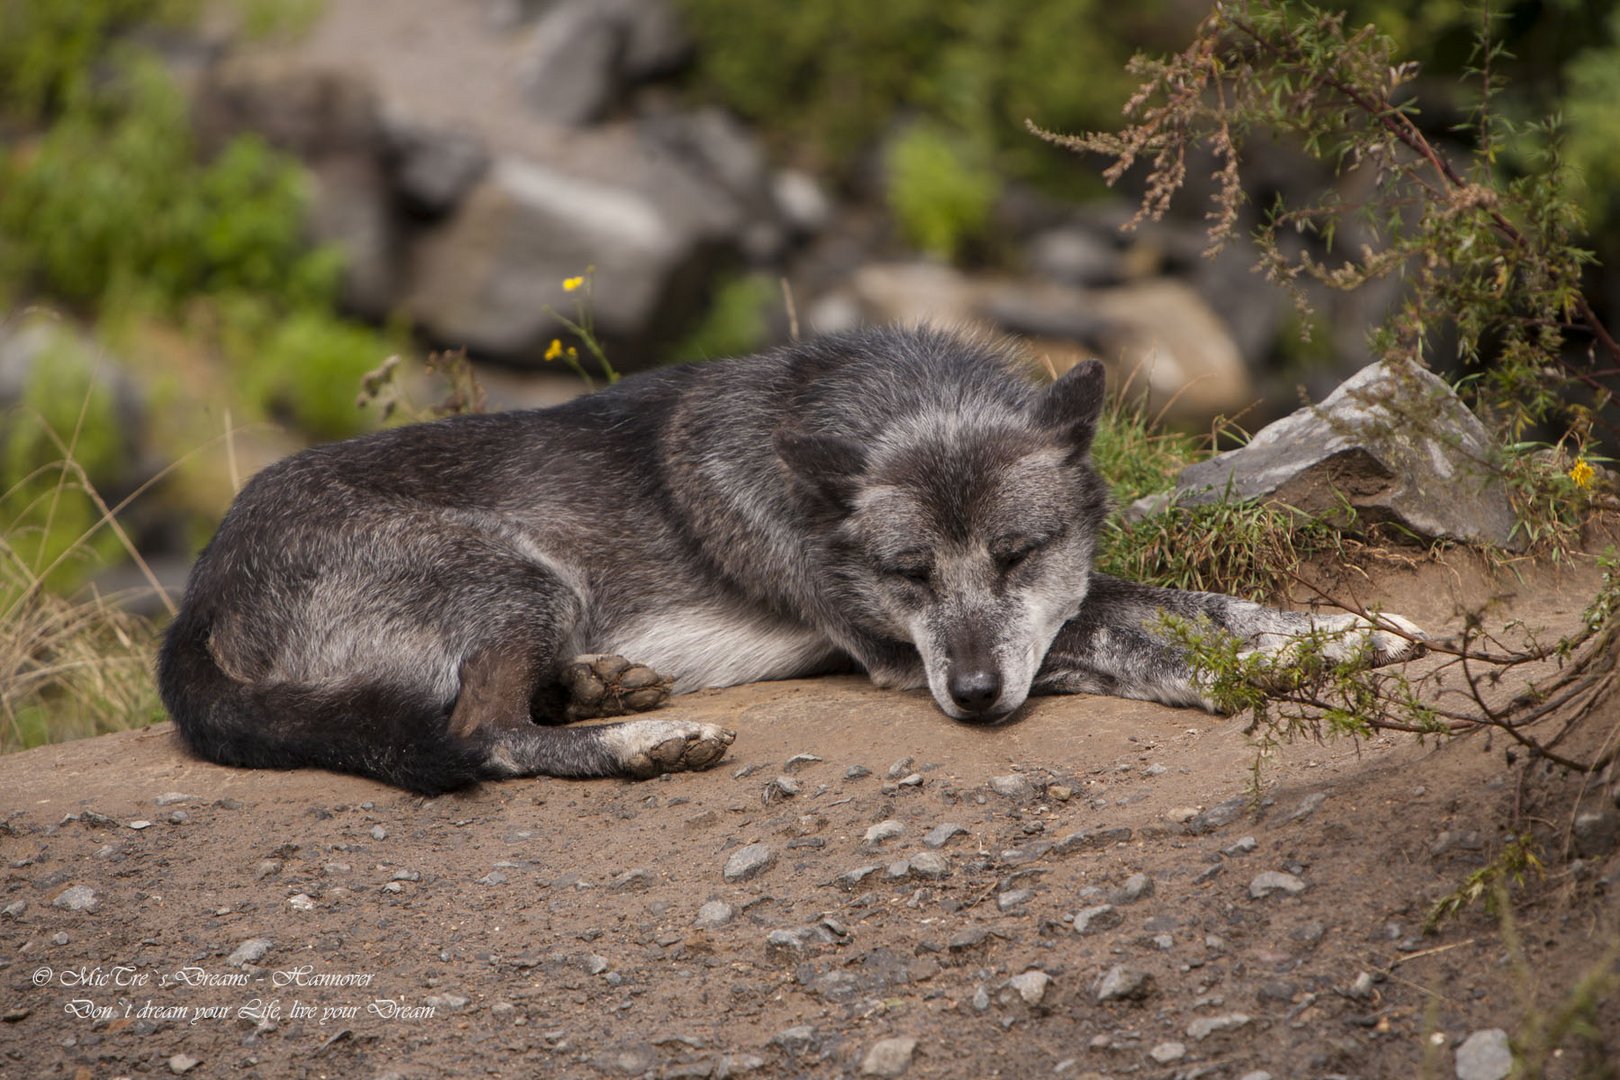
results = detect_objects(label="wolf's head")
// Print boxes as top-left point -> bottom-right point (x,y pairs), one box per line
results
776,355 -> 1110,721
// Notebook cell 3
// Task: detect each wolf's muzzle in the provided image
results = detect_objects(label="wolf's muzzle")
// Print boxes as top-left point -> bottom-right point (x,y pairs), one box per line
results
947,668 -> 1003,718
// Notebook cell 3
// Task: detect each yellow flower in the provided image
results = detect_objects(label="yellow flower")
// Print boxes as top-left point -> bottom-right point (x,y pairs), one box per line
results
1569,459 -> 1595,490
563,275 -> 585,292
544,338 -> 563,362
566,346 -> 578,359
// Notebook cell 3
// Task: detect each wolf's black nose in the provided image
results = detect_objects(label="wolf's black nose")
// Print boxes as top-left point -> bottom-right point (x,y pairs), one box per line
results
949,669 -> 1002,714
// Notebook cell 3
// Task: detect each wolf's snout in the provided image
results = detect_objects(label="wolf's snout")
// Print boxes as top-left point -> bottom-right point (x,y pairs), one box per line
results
948,668 -> 1003,716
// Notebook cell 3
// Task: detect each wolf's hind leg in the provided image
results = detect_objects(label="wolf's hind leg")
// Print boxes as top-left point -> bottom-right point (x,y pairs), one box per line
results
453,646 -> 731,779
482,719 -> 735,780
558,654 -> 674,720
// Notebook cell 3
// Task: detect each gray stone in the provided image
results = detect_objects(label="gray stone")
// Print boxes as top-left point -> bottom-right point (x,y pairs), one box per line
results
1149,1041 -> 1187,1063
168,1055 -> 201,1074
1114,872 -> 1155,904
52,886 -> 99,913
783,753 -> 823,774
1008,970 -> 1051,1006
996,888 -> 1032,912
923,823 -> 967,848
384,113 -> 489,214
861,1036 -> 917,1077
834,864 -> 883,890
370,825 -> 388,841
772,1025 -> 816,1052
1171,360 -> 1519,547
723,844 -> 774,883
609,868 -> 652,891
1073,904 -> 1122,934
1223,836 -> 1258,856
406,143 -> 746,361
864,820 -> 905,846
226,938 -> 273,967
514,0 -> 689,126
694,901 -> 734,929
908,851 -> 951,880
845,765 -> 872,780
1286,791 -> 1327,822
2,900 -> 26,919
1186,796 -> 1248,835
154,792 -> 199,806
1454,1028 -> 1513,1080
1249,871 -> 1308,899
1186,1013 -> 1251,1040
989,774 -> 1029,798
1028,225 -> 1121,287
764,775 -> 801,801
1572,809 -> 1619,858
1095,965 -> 1154,1002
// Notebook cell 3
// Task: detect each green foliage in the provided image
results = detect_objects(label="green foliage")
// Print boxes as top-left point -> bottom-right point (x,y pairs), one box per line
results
1561,8 -> 1620,226
1099,497 -> 1346,601
1031,0 -> 1616,443
2,327 -> 130,591
675,0 -> 1149,187
1424,835 -> 1544,932
1089,395 -> 1204,507
673,272 -> 775,363
885,123 -> 998,262
0,0 -> 199,121
221,305 -> 394,440
0,55 -> 341,316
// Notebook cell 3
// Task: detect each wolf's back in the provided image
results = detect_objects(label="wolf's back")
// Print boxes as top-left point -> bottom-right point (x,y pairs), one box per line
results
156,607 -> 484,795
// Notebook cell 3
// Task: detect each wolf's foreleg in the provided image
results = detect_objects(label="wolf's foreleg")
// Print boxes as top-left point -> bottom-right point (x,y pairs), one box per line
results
1033,573 -> 1425,712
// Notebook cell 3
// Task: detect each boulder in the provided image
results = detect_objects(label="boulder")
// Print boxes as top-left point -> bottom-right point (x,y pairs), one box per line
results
382,111 -> 491,216
404,128 -> 747,361
1167,360 -> 1519,548
515,0 -> 691,126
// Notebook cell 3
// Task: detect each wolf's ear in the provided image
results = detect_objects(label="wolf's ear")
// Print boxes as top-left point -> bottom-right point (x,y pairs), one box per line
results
1037,358 -> 1107,459
774,428 -> 868,509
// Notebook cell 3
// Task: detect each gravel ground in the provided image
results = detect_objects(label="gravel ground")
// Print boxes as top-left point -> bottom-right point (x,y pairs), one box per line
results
3,553 -> 1618,1078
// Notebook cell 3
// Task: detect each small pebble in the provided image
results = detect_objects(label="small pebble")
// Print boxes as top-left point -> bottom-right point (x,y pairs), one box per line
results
287,894 -> 315,911
886,758 -> 914,779
723,843 -> 775,882
1149,1042 -> 1186,1063
1166,806 -> 1200,824
1008,970 -> 1050,1006
997,889 -> 1032,912
908,851 -> 950,879
846,765 -> 872,780
1095,965 -> 1154,1002
783,753 -> 823,773
1186,1013 -> 1251,1040
226,938 -> 273,967
128,820 -> 152,830
861,1036 -> 917,1077
923,823 -> 967,848
370,825 -> 388,841
694,900 -> 735,929
168,1054 -> 201,1074
1249,871 -> 1307,899
1072,904 -> 1120,934
1223,836 -> 1258,856
1114,872 -> 1154,904
989,774 -> 1027,798
51,886 -> 98,913
1455,1028 -> 1513,1080
865,820 -> 905,845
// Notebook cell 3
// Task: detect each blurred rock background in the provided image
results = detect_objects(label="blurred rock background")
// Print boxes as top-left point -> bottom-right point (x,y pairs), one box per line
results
3,0 -> 1620,607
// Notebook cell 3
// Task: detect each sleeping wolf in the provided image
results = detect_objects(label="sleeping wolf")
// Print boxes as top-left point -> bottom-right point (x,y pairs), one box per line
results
158,325 -> 1424,793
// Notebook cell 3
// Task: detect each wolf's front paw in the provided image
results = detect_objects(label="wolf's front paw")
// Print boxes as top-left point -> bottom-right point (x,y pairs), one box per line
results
602,719 -> 737,779
563,654 -> 674,719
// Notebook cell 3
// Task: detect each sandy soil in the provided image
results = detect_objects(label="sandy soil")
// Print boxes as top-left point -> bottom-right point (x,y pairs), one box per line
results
3,549 -> 1618,1079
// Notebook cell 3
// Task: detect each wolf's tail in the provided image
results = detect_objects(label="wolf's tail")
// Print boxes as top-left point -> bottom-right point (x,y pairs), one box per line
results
156,609 -> 485,795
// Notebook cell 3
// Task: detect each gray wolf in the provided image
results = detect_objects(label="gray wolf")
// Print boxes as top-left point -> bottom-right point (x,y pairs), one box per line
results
158,325 -> 1424,793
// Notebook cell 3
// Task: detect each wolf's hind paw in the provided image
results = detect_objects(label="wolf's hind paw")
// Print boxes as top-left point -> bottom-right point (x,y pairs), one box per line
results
563,654 -> 673,719
603,719 -> 737,779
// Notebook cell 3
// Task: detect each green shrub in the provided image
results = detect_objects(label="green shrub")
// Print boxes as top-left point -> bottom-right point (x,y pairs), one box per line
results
238,308 -> 395,440
0,0 -> 199,121
0,55 -> 340,315
672,273 -> 776,363
886,123 -> 998,262
676,0 -> 1150,187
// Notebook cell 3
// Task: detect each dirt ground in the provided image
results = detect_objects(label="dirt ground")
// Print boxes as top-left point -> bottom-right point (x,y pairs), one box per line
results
3,547 -> 1619,1079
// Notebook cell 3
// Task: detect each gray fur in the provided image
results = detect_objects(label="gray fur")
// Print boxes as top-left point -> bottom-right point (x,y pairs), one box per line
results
157,325 -> 1424,794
